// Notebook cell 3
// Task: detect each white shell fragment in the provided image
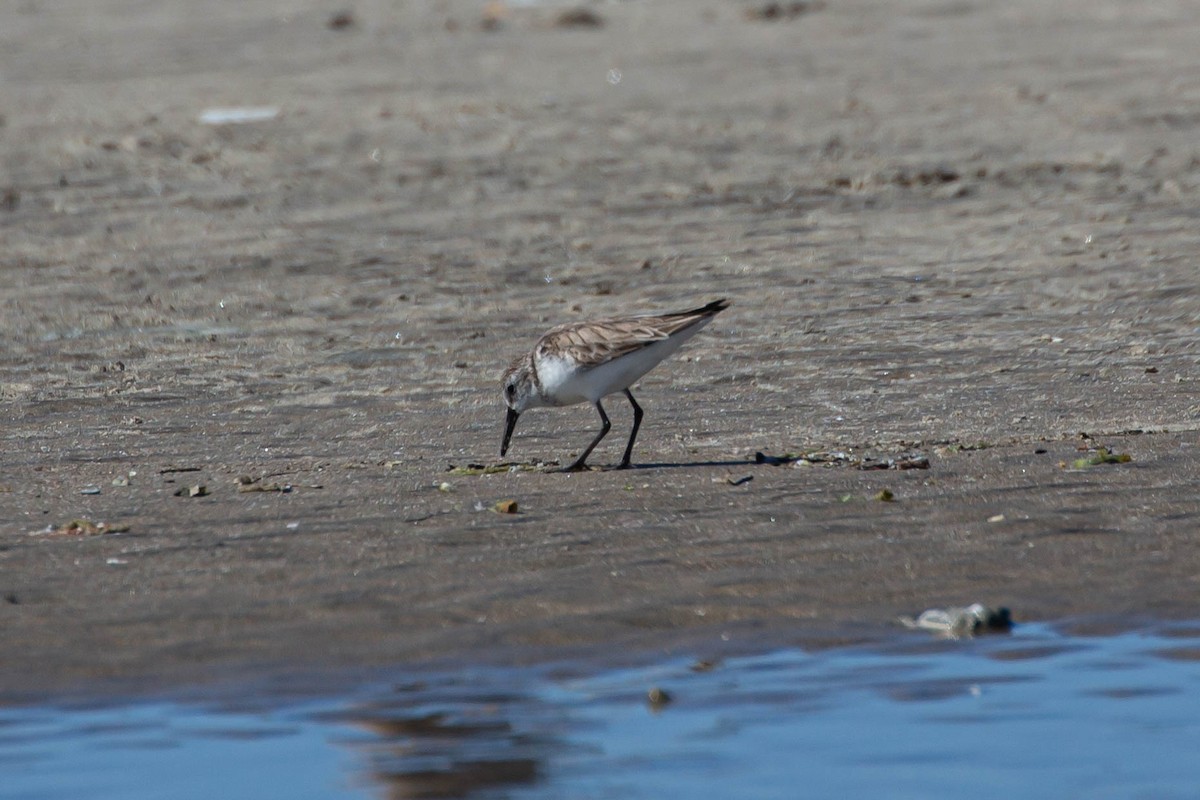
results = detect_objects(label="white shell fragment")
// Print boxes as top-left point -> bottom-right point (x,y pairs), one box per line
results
899,603 -> 1013,638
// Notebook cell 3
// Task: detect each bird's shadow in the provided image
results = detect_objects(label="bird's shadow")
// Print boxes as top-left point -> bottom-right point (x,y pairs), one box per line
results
491,458 -> 761,474
596,458 -> 760,472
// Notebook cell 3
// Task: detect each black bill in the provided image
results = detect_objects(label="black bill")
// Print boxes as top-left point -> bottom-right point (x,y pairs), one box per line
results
500,407 -> 520,456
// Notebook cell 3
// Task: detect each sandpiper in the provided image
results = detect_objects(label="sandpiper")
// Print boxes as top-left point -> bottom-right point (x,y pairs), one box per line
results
500,299 -> 730,471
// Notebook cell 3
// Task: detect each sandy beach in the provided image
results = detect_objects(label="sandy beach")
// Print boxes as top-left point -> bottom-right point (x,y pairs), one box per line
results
2,0 -> 1199,697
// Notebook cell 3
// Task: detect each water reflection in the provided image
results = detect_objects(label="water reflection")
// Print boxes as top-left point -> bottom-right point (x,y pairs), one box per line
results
336,679 -> 555,799
4,620 -> 1200,800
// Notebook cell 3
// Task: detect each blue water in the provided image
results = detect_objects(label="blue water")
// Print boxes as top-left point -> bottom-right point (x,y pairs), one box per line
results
4,621 -> 1199,800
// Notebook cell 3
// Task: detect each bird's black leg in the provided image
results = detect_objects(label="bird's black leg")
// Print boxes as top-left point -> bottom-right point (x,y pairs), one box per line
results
616,389 -> 643,469
561,401 -> 611,471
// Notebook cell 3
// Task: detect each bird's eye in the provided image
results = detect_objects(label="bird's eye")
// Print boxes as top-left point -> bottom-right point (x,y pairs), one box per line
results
505,384 -> 515,399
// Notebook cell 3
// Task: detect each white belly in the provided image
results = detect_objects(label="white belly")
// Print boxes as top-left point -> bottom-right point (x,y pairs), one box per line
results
536,325 -> 707,405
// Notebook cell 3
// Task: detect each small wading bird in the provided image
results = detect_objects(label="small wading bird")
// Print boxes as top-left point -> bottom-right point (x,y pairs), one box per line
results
500,299 -> 730,471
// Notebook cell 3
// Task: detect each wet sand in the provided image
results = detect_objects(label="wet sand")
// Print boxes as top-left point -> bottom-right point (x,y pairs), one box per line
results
2,0 -> 1199,697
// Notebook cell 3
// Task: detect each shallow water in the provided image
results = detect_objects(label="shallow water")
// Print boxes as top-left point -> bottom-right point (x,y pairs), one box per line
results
5,621 -> 1200,800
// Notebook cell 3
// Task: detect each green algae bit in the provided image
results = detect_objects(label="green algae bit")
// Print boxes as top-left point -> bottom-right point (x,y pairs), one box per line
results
446,462 -> 545,476
1072,448 -> 1133,469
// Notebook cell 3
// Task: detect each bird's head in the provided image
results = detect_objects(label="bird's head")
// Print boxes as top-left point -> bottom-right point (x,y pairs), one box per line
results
500,357 -> 538,456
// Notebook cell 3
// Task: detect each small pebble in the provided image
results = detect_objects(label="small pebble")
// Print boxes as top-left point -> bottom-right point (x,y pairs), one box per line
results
647,687 -> 672,708
327,10 -> 355,29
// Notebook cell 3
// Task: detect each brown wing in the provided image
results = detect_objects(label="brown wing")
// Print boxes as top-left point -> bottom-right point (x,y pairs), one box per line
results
536,299 -> 729,369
